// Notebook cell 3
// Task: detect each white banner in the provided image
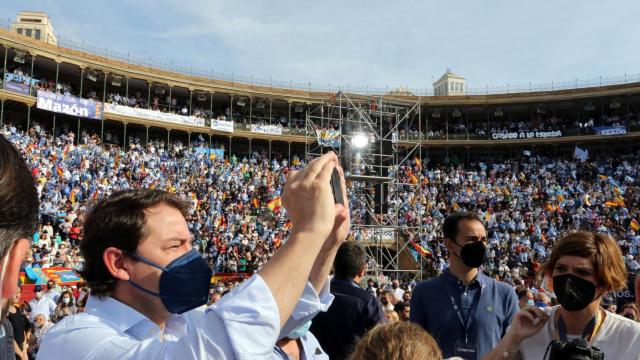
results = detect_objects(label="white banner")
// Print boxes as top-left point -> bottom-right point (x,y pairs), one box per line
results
491,130 -> 562,140
211,119 -> 234,133
104,103 -> 205,127
251,124 -> 282,135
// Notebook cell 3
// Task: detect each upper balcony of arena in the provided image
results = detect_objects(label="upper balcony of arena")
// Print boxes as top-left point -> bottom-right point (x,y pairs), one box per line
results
1,14 -> 639,147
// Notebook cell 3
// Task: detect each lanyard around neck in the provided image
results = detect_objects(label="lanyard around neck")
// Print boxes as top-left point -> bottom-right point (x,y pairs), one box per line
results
557,309 -> 602,343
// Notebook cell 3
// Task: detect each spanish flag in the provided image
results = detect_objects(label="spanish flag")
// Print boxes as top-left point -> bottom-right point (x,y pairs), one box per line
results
604,200 -> 619,207
267,196 -> 282,212
414,157 -> 421,168
69,189 -> 77,204
56,165 -> 64,178
598,175 -> 608,181
453,202 -> 460,211
252,198 -> 259,209
545,203 -> 556,212
630,219 -> 640,231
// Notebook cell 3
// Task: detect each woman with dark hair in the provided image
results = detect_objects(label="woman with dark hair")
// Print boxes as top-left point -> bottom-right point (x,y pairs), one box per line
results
484,232 -> 640,359
515,285 -> 534,310
51,290 -> 77,323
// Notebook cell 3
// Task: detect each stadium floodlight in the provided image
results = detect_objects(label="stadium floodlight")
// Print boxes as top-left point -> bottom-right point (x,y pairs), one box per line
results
197,93 -> 207,101
452,109 -> 462,118
86,70 -> 98,82
610,101 -> 621,109
352,132 -> 369,149
13,50 -> 27,64
154,86 -> 165,95
111,75 -> 122,87
256,101 -> 265,110
237,98 -> 246,107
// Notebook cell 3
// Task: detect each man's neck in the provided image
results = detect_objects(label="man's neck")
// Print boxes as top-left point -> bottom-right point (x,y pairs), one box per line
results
448,260 -> 478,286
559,302 -> 602,336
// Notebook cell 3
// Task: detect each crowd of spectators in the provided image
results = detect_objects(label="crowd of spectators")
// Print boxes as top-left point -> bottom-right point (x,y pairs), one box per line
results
2,116 -> 640,357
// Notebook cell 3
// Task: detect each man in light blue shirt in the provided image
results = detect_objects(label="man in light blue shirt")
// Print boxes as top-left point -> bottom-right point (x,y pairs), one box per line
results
38,152 -> 350,360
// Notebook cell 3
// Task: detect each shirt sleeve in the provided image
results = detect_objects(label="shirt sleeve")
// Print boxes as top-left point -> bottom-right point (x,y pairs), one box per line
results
279,278 -> 335,340
503,286 -> 519,336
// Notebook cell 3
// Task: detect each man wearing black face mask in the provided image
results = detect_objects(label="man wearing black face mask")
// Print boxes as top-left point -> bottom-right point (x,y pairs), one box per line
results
411,212 -> 518,360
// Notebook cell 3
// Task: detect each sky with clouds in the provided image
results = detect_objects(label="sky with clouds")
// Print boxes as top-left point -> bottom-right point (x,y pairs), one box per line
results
3,0 -> 640,92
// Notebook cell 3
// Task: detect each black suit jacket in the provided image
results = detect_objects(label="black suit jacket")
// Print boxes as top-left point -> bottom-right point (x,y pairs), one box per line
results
310,278 -> 384,360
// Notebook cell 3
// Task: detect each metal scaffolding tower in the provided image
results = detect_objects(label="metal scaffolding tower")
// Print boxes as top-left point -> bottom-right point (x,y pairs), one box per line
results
305,92 -> 427,282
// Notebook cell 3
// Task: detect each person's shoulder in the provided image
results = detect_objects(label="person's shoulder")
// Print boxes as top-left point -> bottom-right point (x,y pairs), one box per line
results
39,313 -> 121,358
605,312 -> 640,337
486,276 -> 515,295
413,275 -> 445,293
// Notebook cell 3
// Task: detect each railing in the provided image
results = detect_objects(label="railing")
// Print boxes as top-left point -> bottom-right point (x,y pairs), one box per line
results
2,18 -> 640,96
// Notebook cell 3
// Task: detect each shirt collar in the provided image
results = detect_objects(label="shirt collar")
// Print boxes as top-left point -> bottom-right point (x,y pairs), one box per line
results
444,268 -> 488,287
85,295 -> 188,341
332,278 -> 360,288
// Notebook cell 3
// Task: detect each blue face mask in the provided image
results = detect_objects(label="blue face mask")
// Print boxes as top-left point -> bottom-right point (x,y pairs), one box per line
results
534,301 -> 547,308
127,249 -> 212,314
526,299 -> 535,307
287,321 -> 312,340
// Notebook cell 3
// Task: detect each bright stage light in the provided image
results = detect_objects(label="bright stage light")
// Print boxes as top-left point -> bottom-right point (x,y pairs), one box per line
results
352,132 -> 369,149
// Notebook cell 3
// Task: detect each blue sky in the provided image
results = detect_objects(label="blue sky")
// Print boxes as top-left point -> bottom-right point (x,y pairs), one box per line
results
3,0 -> 639,91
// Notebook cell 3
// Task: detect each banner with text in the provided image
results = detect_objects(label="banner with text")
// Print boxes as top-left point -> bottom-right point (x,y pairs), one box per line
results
316,129 -> 341,147
251,124 -> 282,135
104,103 -> 205,127
594,126 -> 627,136
491,130 -> 562,140
37,90 -> 103,120
211,119 -> 234,133
4,81 -> 31,95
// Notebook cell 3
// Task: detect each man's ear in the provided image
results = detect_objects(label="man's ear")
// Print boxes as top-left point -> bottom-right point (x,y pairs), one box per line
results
1,238 -> 30,300
103,247 -> 131,281
357,264 -> 366,278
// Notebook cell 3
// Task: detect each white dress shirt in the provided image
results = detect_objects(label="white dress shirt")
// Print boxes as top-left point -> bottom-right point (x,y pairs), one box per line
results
37,275 -> 333,360
273,331 -> 329,360
29,297 -> 57,322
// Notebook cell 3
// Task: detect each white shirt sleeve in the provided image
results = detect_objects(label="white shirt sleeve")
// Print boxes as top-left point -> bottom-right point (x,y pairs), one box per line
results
279,279 -> 334,340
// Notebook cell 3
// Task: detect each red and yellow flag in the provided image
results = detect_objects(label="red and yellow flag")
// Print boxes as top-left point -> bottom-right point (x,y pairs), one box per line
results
267,196 -> 282,212
630,219 -> 640,231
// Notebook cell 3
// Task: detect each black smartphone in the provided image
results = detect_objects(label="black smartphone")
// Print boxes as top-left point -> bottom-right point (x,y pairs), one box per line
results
330,167 -> 345,206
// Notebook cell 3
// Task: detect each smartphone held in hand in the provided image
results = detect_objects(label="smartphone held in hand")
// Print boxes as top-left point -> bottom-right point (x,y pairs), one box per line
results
330,168 -> 345,206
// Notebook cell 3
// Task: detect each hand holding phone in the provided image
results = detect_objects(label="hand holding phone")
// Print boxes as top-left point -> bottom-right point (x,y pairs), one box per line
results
330,167 -> 345,206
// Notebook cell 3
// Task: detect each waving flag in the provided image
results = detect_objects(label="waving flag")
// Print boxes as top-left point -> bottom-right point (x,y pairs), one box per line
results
630,219 -> 640,231
267,196 -> 282,212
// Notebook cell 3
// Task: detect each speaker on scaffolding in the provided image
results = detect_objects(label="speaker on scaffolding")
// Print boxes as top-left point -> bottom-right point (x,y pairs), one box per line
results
374,183 -> 388,215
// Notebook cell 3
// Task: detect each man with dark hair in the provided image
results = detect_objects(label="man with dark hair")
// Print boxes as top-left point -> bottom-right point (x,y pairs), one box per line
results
310,241 -> 384,360
0,134 -> 40,358
410,212 -> 518,360
39,152 -> 351,359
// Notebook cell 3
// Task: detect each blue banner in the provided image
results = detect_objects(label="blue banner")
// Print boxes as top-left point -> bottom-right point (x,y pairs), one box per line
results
36,90 -> 103,119
195,147 -> 225,159
4,81 -> 31,95
4,73 -> 39,86
594,126 -> 627,136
